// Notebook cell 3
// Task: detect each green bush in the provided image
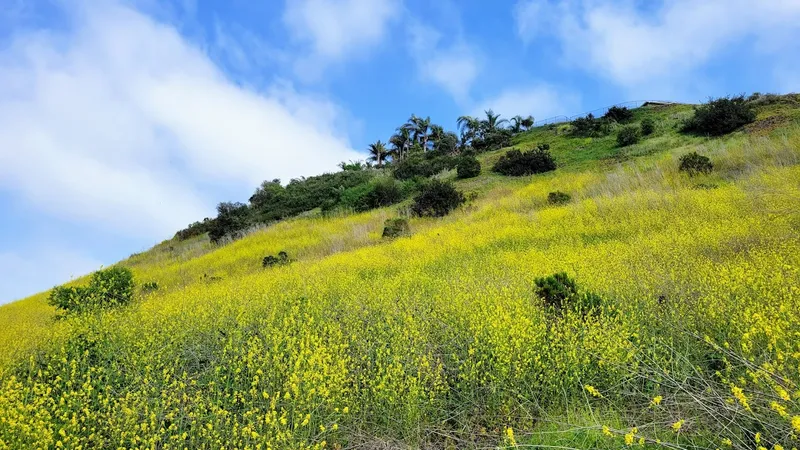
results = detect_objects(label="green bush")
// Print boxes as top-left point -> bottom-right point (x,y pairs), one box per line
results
472,129 -> 513,152
603,106 -> 634,123
262,251 -> 291,268
411,180 -> 465,217
141,281 -> 159,294
392,154 -> 459,180
209,202 -> 252,244
534,272 -> 602,313
569,113 -> 613,138
641,118 -> 655,135
679,152 -> 713,176
382,218 -> 410,238
492,144 -> 556,176
616,125 -> 641,147
682,95 -> 756,136
175,218 -> 214,240
456,156 -> 481,179
547,191 -> 571,205
48,267 -> 135,314
335,178 -> 408,212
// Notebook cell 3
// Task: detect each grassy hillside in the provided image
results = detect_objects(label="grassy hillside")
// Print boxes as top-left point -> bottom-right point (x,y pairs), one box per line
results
2,98 -> 800,449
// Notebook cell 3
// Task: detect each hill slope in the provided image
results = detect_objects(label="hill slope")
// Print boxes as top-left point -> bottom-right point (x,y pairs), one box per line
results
2,99 -> 800,449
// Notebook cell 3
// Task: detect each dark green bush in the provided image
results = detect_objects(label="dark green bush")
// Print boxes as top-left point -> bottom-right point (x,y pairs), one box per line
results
334,178 -> 408,212
682,96 -> 756,136
382,218 -> 410,238
392,154 -> 459,180
492,144 -> 556,176
534,272 -> 602,313
262,251 -> 291,268
141,281 -> 159,294
547,191 -> 571,205
603,106 -> 634,123
208,202 -> 252,244
616,125 -> 641,147
49,267 -> 135,314
175,218 -> 214,240
569,114 -> 612,138
641,118 -> 655,135
472,129 -> 513,152
679,152 -> 713,176
411,180 -> 465,217
456,156 -> 481,179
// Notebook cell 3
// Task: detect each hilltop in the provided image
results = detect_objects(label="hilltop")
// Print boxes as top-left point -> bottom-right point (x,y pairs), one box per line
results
1,94 -> 800,449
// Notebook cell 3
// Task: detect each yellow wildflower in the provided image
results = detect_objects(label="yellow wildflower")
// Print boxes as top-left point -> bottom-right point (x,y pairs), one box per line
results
672,420 -> 684,433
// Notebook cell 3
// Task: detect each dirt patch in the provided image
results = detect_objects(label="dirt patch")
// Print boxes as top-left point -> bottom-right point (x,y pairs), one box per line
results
744,115 -> 790,135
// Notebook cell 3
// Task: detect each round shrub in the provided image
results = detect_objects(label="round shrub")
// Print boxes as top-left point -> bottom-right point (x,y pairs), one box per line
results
492,144 -> 556,176
411,180 -> 465,217
547,191 -> 571,205
641,118 -> 655,135
679,152 -> 713,176
382,218 -> 410,238
682,95 -> 756,136
49,267 -> 135,314
456,156 -> 481,179
603,105 -> 634,123
616,125 -> 641,147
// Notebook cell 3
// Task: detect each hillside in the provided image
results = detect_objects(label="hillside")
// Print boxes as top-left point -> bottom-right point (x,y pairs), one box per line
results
2,96 -> 800,449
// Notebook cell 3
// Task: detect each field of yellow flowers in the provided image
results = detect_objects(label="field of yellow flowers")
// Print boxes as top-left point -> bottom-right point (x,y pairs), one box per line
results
1,109 -> 800,448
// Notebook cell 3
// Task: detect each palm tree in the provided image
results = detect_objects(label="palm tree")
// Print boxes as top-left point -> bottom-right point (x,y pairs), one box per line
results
457,115 -> 480,144
481,109 -> 508,134
367,140 -> 389,167
428,124 -> 445,150
389,127 -> 412,160
521,115 -> 535,130
404,114 -> 432,149
510,115 -> 524,133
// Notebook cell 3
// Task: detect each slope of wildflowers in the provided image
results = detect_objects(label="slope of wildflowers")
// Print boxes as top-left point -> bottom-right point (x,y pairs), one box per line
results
1,103 -> 800,449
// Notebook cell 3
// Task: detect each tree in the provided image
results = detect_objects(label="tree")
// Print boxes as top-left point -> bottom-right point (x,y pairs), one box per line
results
510,115 -> 524,133
389,127 -> 413,160
481,109 -> 508,135
367,140 -> 389,167
457,115 -> 481,146
521,115 -> 535,130
429,124 -> 446,151
404,114 -> 432,149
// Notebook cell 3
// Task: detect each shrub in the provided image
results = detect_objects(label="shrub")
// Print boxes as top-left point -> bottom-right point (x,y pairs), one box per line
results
534,272 -> 603,313
603,106 -> 634,123
262,251 -> 291,268
456,156 -> 481,179
641,118 -> 655,135
334,178 -> 408,212
616,125 -> 641,147
382,218 -> 410,238
175,218 -> 214,240
141,281 -> 159,294
682,95 -> 756,136
48,267 -> 135,314
679,152 -> 713,176
492,144 -> 556,176
547,191 -> 571,205
570,113 -> 613,138
411,180 -> 465,217
392,154 -> 459,180
209,202 -> 252,244
472,129 -> 513,152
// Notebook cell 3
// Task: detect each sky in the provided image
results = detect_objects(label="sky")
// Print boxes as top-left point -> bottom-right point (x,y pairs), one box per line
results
1,0 -> 799,304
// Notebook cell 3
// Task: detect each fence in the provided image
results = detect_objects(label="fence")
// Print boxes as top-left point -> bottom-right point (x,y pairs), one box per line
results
532,100 -> 679,127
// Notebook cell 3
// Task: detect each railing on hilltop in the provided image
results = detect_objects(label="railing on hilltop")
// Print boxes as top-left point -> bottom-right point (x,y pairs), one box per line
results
532,100 -> 680,127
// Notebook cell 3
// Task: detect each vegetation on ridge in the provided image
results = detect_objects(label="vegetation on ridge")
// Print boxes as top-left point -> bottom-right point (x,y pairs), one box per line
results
1,93 -> 799,449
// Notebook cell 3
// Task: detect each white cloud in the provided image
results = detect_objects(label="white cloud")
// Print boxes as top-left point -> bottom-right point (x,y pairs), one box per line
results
473,84 -> 580,123
514,0 -> 800,91
407,21 -> 480,103
0,2 -> 362,239
283,0 -> 401,79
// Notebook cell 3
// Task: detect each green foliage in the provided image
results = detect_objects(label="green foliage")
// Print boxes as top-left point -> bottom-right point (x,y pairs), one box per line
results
175,218 -> 214,241
208,202 -> 252,244
472,129 -> 513,152
141,281 -> 159,294
547,191 -> 571,205
679,152 -> 713,176
641,117 -> 656,135
338,160 -> 365,171
262,251 -> 291,268
334,178 -> 410,212
616,125 -> 642,147
392,154 -> 459,180
682,95 -> 756,136
411,180 -> 465,217
48,267 -> 135,314
534,272 -> 602,313
456,156 -> 481,179
493,144 -> 557,176
382,218 -> 410,238
570,113 -> 612,138
603,106 -> 634,123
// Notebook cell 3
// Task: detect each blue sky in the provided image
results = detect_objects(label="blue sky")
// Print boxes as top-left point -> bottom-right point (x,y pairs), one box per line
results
1,0 -> 799,304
